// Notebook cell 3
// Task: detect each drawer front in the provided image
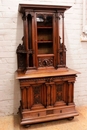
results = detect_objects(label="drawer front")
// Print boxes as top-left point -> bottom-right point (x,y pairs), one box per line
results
54,107 -> 74,115
23,111 -> 46,119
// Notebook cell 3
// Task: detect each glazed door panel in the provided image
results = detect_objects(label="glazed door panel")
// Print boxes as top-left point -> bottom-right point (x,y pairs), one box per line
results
35,12 -> 56,68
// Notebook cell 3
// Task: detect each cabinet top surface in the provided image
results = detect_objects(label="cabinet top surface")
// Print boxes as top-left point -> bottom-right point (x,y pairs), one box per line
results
16,68 -> 79,79
19,4 -> 71,13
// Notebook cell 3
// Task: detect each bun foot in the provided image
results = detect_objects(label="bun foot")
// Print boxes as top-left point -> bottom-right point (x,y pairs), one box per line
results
67,117 -> 74,121
23,124 -> 31,128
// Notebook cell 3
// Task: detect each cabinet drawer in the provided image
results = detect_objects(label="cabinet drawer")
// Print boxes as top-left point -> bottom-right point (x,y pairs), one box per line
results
54,107 -> 74,115
23,111 -> 46,119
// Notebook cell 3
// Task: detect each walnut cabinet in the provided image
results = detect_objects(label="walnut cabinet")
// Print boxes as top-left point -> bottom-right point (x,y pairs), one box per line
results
16,4 -> 79,126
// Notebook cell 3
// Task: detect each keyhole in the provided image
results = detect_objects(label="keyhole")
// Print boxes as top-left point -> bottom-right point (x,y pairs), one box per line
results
60,110 -> 62,113
38,113 -> 40,116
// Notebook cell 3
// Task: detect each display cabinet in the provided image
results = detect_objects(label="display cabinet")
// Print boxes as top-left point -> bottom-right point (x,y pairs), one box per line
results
16,4 -> 79,126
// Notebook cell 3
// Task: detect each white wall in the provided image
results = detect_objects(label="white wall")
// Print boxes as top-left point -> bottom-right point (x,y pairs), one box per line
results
0,0 -> 87,116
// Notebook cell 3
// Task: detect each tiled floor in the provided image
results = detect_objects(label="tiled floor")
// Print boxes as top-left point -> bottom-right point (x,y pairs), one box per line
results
0,106 -> 87,130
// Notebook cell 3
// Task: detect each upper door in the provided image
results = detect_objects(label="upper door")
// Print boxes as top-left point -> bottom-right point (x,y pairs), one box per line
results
34,12 -> 56,69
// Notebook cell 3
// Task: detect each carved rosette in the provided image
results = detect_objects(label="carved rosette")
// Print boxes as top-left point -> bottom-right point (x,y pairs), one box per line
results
38,57 -> 53,67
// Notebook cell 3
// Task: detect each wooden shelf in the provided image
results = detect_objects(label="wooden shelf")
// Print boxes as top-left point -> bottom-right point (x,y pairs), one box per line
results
37,54 -> 54,57
38,41 -> 53,43
37,26 -> 52,29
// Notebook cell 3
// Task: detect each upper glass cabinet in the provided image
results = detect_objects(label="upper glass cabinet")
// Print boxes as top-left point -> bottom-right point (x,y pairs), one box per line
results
36,14 -> 54,55
17,4 -> 71,70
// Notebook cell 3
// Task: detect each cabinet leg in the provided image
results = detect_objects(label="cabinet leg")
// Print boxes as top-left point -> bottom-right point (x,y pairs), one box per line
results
23,124 -> 31,128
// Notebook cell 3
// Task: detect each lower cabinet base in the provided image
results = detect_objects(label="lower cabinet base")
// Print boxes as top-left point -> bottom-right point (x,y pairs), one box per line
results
19,104 -> 79,125
17,71 -> 79,126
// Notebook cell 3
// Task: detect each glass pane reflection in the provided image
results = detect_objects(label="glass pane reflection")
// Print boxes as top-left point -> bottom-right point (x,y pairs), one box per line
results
37,15 -> 52,27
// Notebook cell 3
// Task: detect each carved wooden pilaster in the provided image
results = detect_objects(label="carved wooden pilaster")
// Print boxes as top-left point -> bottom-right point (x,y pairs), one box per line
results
62,13 -> 65,66
20,87 -> 27,109
29,12 -> 35,68
55,12 -> 66,68
68,82 -> 74,104
55,12 -> 60,68
45,84 -> 51,107
22,12 -> 29,69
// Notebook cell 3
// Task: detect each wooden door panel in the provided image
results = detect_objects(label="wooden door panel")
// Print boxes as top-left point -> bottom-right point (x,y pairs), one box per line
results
30,83 -> 46,110
54,81 -> 67,106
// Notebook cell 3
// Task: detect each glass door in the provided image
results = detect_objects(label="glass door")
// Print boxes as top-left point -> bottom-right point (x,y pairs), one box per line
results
35,13 -> 55,68
37,14 -> 53,54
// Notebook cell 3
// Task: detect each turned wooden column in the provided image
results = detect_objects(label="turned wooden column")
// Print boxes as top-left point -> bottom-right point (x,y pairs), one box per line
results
21,87 -> 27,109
62,13 -> 66,66
68,82 -> 74,104
55,12 -> 60,68
23,12 -> 29,69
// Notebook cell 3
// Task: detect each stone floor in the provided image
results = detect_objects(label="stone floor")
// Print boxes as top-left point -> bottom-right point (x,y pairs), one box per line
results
0,106 -> 87,130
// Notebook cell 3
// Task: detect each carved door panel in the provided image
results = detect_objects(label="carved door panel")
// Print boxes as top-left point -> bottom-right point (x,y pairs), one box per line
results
30,83 -> 46,110
54,81 -> 68,106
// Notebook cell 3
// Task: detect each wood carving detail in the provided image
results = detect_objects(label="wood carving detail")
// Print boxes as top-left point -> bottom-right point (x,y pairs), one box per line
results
33,85 -> 41,104
55,12 -> 64,19
59,37 -> 66,65
20,75 -> 76,83
16,37 -> 26,70
38,58 -> 53,67
46,110 -> 53,115
16,43 -> 26,53
17,53 -> 26,70
56,84 -> 63,101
